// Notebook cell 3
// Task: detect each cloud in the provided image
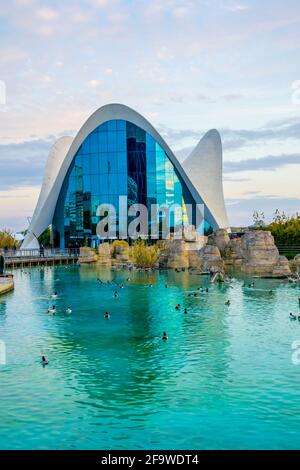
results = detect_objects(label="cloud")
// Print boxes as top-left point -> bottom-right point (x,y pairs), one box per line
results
223,176 -> 250,182
221,93 -> 243,102
227,4 -> 249,12
0,138 -> 52,189
160,116 -> 300,153
172,6 -> 188,18
87,79 -> 102,88
225,196 -> 300,226
224,153 -> 300,173
36,7 -> 59,21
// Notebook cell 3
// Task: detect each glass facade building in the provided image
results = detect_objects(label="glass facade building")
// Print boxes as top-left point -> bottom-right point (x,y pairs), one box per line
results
21,104 -> 229,251
52,119 -> 202,248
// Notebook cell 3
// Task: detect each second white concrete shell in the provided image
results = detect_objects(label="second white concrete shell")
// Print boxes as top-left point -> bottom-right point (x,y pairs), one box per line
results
182,129 -> 229,229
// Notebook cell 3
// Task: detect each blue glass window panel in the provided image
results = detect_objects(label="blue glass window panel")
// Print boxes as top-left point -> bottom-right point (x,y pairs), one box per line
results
146,133 -> 156,153
68,176 -> 75,194
147,172 -> 156,196
157,193 -> 166,206
90,153 -> 99,175
82,155 -> 91,174
165,169 -> 174,194
99,121 -> 108,132
126,122 -> 136,139
116,132 -> 126,151
107,132 -> 117,152
117,120 -> 126,131
136,127 -> 145,144
174,189 -> 182,207
100,153 -> 108,173
98,132 -> 107,153
90,132 -> 98,153
156,150 -> 165,174
117,151 -> 127,173
156,173 -> 165,195
169,209 -> 175,229
107,120 -> 117,131
108,173 -> 118,195
75,172 -> 84,192
174,174 -> 182,193
91,195 -> 100,216
91,174 -> 100,194
118,173 -> 127,195
82,137 -> 90,154
83,174 -> 91,193
99,173 -> 108,195
75,154 -> 82,168
146,151 -> 156,173
108,153 -> 117,174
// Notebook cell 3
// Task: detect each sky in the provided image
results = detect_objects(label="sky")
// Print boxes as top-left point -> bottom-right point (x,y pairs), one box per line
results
0,0 -> 299,232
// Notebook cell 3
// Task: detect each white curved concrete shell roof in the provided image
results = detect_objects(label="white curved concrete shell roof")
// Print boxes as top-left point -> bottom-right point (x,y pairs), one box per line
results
22,104 -> 228,249
182,129 -> 229,229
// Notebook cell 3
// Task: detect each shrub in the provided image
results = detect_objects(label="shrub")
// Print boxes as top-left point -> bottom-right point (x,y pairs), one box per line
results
131,240 -> 159,268
0,228 -> 17,248
112,240 -> 129,248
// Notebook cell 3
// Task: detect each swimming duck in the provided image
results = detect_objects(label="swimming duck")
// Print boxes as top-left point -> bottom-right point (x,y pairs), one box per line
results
66,308 -> 72,314
225,300 -> 231,306
162,331 -> 168,340
47,305 -> 56,314
290,312 -> 297,320
104,311 -> 110,319
51,292 -> 58,299
41,356 -> 48,366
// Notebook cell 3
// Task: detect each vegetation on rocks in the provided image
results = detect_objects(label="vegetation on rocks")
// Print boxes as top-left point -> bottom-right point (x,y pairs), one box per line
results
0,228 -> 17,248
131,240 -> 159,268
253,210 -> 300,258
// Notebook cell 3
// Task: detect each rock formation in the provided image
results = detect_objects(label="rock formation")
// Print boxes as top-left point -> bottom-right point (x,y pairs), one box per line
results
78,247 -> 98,264
159,226 -> 223,272
207,228 -> 230,255
224,230 -> 291,277
98,242 -> 112,264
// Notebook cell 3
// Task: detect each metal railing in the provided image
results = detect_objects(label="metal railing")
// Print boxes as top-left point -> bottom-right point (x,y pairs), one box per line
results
277,245 -> 300,258
0,248 -> 80,260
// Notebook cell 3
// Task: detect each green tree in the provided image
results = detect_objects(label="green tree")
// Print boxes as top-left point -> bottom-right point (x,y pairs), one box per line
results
38,227 -> 51,247
0,228 -> 17,248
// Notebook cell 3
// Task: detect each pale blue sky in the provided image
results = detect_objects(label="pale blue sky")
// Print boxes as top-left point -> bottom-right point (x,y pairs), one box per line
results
0,0 -> 299,230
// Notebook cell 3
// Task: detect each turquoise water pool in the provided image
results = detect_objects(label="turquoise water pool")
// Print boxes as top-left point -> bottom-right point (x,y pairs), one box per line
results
0,265 -> 300,450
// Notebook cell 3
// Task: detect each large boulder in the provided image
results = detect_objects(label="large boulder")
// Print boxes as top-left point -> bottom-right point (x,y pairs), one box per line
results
294,254 -> 300,268
272,256 -> 291,277
160,239 -> 189,269
198,245 -> 224,272
224,238 -> 244,267
240,231 -> 279,273
207,229 -> 230,255
290,254 -> 300,273
79,247 -> 98,264
98,242 -> 112,264
224,231 -> 291,277
158,226 -> 207,269
113,245 -> 129,263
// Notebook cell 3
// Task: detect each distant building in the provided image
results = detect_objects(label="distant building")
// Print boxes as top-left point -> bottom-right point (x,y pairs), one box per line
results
22,104 -> 229,249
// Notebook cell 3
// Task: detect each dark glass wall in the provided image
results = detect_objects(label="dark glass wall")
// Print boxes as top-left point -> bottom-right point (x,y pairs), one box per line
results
53,120 -> 206,248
